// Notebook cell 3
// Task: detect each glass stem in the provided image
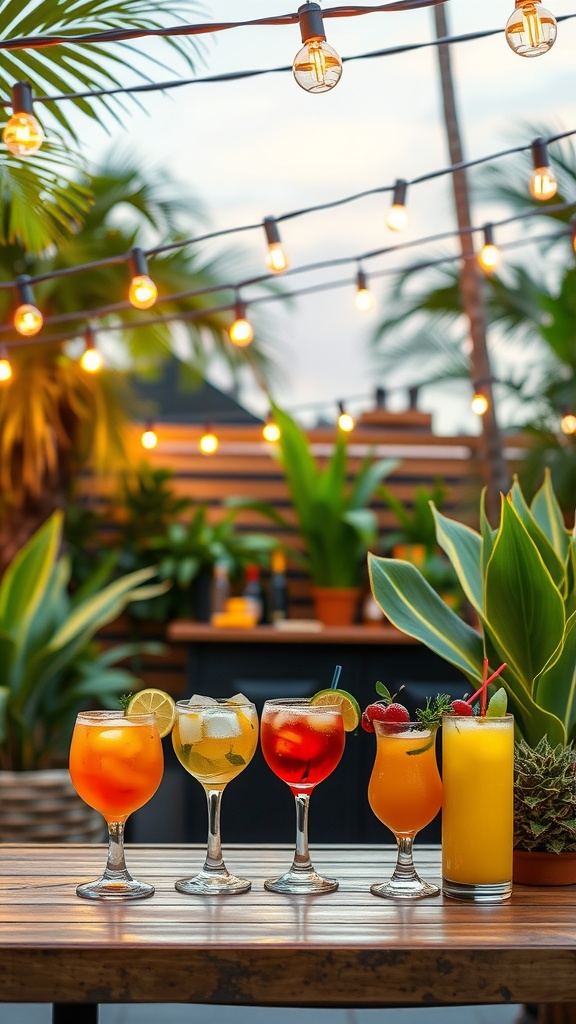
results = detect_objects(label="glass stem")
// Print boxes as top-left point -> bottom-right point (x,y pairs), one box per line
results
203,788 -> 226,874
103,821 -> 132,881
291,792 -> 313,873
392,835 -> 418,882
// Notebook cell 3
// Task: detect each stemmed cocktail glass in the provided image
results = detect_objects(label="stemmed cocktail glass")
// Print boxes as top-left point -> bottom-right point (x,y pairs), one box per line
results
172,696 -> 258,894
368,719 -> 442,899
260,697 -> 345,894
69,709 -> 164,900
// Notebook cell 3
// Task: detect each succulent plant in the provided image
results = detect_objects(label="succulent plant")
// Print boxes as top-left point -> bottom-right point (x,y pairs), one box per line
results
514,738 -> 576,854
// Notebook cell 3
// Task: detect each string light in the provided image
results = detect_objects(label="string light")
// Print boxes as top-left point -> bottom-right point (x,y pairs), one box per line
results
337,401 -> 355,432
386,179 -> 409,232
2,82 -> 44,156
477,224 -> 500,273
571,219 -> 576,254
471,386 -> 490,416
141,422 -> 158,449
560,410 -> 576,435
263,217 -> 289,274
0,345 -> 12,382
199,426 -> 219,454
529,138 -> 557,199
293,2 -> 343,94
505,0 -> 557,56
128,248 -> 157,309
229,300 -> 254,347
354,268 -> 375,311
13,276 -> 43,337
79,326 -> 103,372
262,413 -> 281,442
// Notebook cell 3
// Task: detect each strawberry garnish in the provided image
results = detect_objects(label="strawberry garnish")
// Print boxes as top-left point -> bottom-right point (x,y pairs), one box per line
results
380,702 -> 410,723
450,699 -> 474,716
361,702 -> 388,733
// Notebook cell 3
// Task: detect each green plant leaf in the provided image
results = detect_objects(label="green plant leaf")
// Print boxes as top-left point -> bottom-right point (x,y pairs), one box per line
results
0,511 -> 63,636
535,611 -> 576,739
431,505 -> 484,613
531,467 -> 570,562
368,553 -> 484,681
509,476 -> 565,587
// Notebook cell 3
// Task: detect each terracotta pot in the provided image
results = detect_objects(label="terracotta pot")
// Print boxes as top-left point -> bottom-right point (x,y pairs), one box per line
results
0,768 -> 104,843
312,587 -> 361,626
513,848 -> 576,886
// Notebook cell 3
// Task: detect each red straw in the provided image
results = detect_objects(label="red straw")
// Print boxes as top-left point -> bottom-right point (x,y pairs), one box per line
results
481,658 -> 488,716
465,662 -> 507,712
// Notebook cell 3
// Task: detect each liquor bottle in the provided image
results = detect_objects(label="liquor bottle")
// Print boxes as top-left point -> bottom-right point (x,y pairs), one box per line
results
242,563 -> 265,624
269,549 -> 288,623
210,561 -> 230,620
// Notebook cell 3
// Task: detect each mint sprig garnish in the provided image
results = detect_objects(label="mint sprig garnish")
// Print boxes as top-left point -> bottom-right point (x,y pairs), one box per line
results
415,694 -> 453,729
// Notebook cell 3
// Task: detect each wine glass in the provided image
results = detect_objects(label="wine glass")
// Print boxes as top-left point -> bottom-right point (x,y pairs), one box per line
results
260,697 -> 345,894
171,697 -> 258,894
368,718 -> 442,899
69,709 -> 163,900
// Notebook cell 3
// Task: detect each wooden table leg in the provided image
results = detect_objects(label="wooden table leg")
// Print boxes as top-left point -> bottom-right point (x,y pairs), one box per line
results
537,1006 -> 576,1024
53,1004 -> 98,1024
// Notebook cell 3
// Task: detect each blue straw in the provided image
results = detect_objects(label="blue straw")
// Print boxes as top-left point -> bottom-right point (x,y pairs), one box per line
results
330,664 -> 342,689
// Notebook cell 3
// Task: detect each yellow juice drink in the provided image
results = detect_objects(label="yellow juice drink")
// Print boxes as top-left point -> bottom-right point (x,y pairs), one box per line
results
442,714 -> 514,902
173,701 -> 258,789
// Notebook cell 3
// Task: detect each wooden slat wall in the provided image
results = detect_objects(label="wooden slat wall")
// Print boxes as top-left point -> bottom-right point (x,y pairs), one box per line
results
82,412 -> 528,697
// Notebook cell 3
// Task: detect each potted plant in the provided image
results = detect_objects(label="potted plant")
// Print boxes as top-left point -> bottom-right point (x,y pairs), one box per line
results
228,404 -> 398,625
368,470 -> 576,883
0,510 -> 166,842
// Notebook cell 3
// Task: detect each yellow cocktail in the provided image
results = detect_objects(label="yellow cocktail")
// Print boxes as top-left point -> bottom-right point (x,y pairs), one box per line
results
442,714 -> 514,902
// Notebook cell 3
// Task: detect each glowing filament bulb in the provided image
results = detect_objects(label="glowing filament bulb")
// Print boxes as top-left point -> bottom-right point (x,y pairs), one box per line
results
0,347 -> 12,382
229,301 -> 254,347
13,276 -> 42,336
338,403 -> 354,432
199,429 -> 218,455
263,416 -> 281,443
386,179 -> 409,232
80,334 -> 103,373
293,3 -> 342,94
128,248 -> 157,309
355,269 -> 375,312
264,217 -> 289,273
478,225 -> 500,273
561,412 -> 576,435
3,83 -> 44,156
141,425 -> 158,449
505,1 -> 557,56
471,391 -> 490,416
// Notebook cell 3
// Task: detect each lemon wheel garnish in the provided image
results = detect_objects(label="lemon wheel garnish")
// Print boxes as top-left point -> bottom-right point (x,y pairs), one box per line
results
126,688 -> 176,738
310,688 -> 361,732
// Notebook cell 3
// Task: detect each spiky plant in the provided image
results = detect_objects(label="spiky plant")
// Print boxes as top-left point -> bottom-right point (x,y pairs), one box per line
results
514,738 -> 576,854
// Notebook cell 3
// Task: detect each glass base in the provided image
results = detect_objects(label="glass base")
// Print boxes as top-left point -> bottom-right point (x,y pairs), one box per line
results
370,876 -> 440,900
264,867 -> 338,895
175,869 -> 251,895
442,877 -> 512,903
76,876 -> 155,900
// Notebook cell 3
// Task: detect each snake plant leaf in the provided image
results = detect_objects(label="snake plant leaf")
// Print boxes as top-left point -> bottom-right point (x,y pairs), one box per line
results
0,511 -> 62,636
350,455 -> 400,511
531,468 -> 570,562
479,487 -> 497,574
567,542 -> 576,619
484,499 -> 565,689
431,505 -> 484,613
368,553 -> 484,681
509,476 -> 565,588
0,685 -> 9,745
270,403 -> 322,531
535,611 -> 576,741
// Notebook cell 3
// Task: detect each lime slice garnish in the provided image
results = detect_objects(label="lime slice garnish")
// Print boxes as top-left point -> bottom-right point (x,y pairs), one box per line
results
486,686 -> 508,718
310,688 -> 361,732
126,688 -> 176,738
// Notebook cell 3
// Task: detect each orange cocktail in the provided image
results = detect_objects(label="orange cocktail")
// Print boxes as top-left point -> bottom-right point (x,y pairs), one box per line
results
69,710 -> 163,900
368,720 -> 442,899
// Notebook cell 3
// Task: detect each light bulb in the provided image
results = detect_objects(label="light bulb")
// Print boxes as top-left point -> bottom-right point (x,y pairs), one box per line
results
386,179 -> 409,232
0,349 -> 12,382
3,83 -> 43,156
561,413 -> 576,435
477,225 -> 500,273
199,430 -> 218,454
505,1 -> 557,56
530,167 -> 557,200
80,345 -> 103,373
141,426 -> 158,449
14,303 -> 43,336
337,403 -> 354,432
229,302 -> 254,346
264,217 -> 289,273
571,220 -> 576,254
128,247 -> 157,309
471,392 -> 490,416
293,3 -> 342,94
263,418 -> 281,443
354,269 -> 374,311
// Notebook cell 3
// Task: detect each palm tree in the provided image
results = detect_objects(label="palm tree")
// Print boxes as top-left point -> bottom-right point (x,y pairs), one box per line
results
0,154 -> 279,566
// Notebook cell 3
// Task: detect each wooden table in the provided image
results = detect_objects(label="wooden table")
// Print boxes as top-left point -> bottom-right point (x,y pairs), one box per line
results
1,844 -> 575,1024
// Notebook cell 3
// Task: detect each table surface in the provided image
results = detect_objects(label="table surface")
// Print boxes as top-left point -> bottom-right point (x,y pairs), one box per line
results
1,844 -> 576,1009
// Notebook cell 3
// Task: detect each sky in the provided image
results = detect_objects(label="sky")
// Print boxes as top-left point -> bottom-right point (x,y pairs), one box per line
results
80,0 -> 576,434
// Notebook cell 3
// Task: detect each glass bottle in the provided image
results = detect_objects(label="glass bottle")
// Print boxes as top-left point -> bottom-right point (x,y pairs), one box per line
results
269,549 -> 288,623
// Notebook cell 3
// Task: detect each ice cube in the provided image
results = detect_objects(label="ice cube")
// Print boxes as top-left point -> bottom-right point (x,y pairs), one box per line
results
178,713 -> 203,745
312,712 -> 339,732
188,693 -> 218,706
228,693 -> 251,706
204,709 -> 242,739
